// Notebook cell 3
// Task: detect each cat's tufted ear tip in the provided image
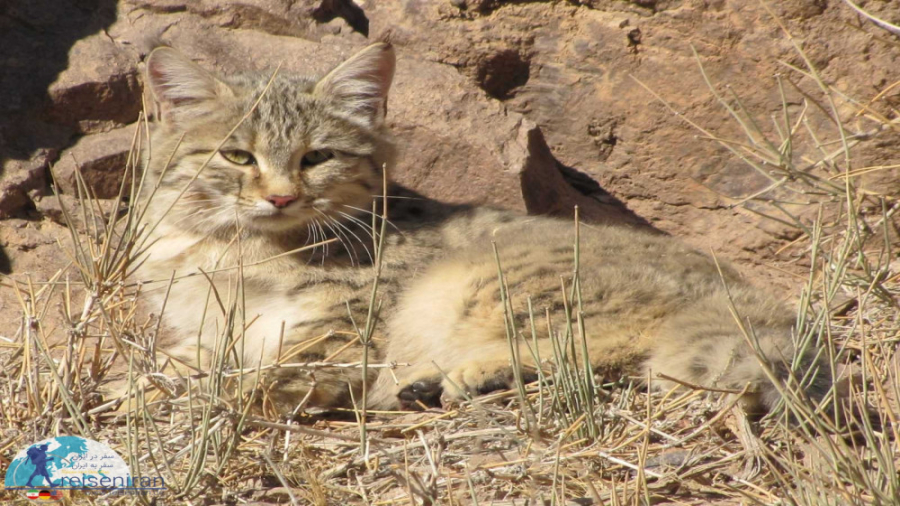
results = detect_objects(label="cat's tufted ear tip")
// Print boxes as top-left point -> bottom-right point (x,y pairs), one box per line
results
315,42 -> 396,126
145,47 -> 231,123
375,42 -> 396,72
372,41 -> 394,54
350,42 -> 396,86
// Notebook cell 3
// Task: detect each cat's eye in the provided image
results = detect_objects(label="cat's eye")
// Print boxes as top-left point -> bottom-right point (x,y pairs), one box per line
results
301,150 -> 334,168
220,149 -> 256,166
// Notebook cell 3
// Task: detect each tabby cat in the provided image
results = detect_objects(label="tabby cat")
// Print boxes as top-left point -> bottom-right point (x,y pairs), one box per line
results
136,42 -> 827,414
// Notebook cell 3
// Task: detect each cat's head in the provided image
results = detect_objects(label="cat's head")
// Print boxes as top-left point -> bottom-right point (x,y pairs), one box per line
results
143,43 -> 395,234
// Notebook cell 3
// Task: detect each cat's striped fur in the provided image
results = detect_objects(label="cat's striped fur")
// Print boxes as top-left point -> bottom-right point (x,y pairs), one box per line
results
136,43 -> 828,413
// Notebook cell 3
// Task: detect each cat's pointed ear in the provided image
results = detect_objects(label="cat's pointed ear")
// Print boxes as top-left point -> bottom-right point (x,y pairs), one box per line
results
145,47 -> 233,122
315,43 -> 395,126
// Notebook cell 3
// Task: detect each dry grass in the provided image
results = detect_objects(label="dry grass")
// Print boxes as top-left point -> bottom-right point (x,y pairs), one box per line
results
2,9 -> 900,506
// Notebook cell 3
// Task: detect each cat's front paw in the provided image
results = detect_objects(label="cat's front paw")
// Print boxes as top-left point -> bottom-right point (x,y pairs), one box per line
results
396,360 -> 538,410
397,380 -> 443,409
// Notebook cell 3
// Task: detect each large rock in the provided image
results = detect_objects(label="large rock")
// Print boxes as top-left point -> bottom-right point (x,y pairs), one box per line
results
0,218 -> 75,340
0,0 -> 118,158
360,1 -> 900,261
1,0 -> 899,299
126,0 -> 368,40
52,126 -> 137,199
45,34 -> 142,134
33,194 -> 124,230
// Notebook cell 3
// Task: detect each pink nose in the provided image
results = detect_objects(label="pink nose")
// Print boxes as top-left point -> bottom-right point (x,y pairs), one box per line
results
265,195 -> 297,209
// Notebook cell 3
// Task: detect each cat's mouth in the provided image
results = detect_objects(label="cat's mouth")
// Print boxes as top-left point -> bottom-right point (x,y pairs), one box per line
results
244,199 -> 319,225
251,198 -> 301,215
242,209 -> 312,233
256,207 -> 305,220
238,197 -> 338,231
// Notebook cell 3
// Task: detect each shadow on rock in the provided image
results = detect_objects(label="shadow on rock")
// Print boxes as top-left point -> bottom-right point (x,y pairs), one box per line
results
515,121 -> 655,231
0,0 -> 119,272
0,0 -> 119,200
0,244 -> 9,275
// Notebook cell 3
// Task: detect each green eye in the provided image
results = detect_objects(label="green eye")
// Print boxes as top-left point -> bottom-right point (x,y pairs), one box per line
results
220,149 -> 256,165
301,149 -> 334,168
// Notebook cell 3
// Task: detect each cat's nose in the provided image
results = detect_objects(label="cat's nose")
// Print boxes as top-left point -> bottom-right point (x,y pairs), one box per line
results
265,194 -> 297,209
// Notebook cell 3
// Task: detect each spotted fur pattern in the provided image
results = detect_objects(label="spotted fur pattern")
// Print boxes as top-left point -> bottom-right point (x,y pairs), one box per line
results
136,43 -> 828,413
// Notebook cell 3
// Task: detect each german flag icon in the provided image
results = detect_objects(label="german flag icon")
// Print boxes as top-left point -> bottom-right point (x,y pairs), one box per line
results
24,489 -> 63,501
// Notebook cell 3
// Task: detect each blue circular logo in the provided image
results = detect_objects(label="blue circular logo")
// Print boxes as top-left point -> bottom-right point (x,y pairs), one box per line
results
5,436 -> 131,493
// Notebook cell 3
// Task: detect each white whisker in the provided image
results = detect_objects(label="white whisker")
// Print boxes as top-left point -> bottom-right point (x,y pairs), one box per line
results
314,219 -> 328,267
316,210 -> 358,266
335,211 -> 376,238
332,214 -> 375,265
341,204 -> 404,235
307,219 -> 320,266
369,194 -> 425,201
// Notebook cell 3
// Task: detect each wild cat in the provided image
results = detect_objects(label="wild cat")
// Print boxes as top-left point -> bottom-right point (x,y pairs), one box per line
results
136,42 -> 827,414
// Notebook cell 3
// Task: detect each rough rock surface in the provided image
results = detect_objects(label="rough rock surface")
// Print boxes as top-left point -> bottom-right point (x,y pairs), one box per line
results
1,0 -> 899,338
45,33 -> 143,134
0,0 -> 122,217
363,0 -> 900,264
53,126 -> 137,199
33,194 -> 124,230
0,149 -> 55,219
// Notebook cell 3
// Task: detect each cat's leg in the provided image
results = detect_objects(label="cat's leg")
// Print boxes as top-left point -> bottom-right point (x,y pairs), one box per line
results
145,274 -> 384,415
377,329 -> 648,410
368,257 -> 515,409
248,314 -> 381,415
641,286 -> 828,414
369,254 -> 653,410
233,270 -> 401,414
401,354 -> 541,407
143,318 -> 372,414
391,342 -> 542,409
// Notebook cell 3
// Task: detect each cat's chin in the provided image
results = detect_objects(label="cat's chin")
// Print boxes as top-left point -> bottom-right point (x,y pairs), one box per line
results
243,215 -> 309,234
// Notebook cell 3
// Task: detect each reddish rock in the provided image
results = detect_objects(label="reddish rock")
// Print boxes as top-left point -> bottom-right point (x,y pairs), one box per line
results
0,0 -> 898,300
511,120 -> 648,228
0,149 -> 55,218
34,194 -> 124,230
52,126 -> 137,199
358,0 -> 900,288
126,0 -> 367,40
45,34 -> 142,134
0,218 -> 75,337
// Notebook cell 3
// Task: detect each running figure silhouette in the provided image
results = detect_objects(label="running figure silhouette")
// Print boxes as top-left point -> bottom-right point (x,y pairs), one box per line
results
24,444 -> 54,487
